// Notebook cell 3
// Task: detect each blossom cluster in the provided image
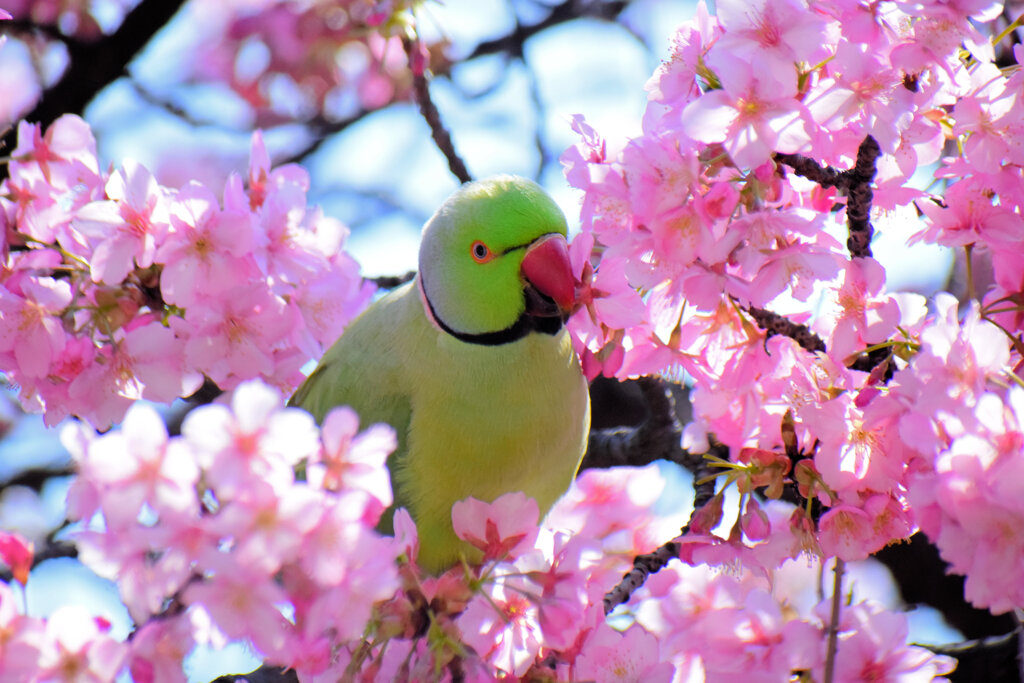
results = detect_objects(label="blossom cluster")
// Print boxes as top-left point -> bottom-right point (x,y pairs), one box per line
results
0,115 -> 373,429
49,380 -> 399,682
184,0 -> 420,127
0,384 -> 955,680
564,0 -> 1022,613
0,1 -> 425,130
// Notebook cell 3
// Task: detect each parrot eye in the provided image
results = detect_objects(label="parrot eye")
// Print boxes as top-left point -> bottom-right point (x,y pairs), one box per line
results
470,240 -> 494,263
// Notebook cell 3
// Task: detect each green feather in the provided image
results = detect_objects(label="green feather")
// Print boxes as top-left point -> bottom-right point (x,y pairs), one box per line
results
290,176 -> 590,572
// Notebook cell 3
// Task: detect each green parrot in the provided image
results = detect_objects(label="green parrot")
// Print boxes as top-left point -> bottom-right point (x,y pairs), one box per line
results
290,175 -> 591,572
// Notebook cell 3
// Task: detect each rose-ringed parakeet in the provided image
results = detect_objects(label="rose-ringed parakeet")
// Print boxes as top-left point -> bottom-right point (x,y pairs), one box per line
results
290,176 -> 590,572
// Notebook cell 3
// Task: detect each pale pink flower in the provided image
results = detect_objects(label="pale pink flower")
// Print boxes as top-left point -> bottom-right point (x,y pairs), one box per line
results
74,525 -> 192,623
819,258 -> 903,362
74,160 -> 170,285
952,64 -> 1024,174
0,276 -> 71,378
290,257 -> 374,354
34,605 -> 129,683
299,525 -> 400,642
915,178 -> 1022,248
73,402 -> 199,524
0,581 -> 43,681
206,478 -> 322,575
816,602 -> 955,682
807,392 -> 907,495
177,284 -> 293,388
458,575 -> 543,677
573,623 -> 674,683
155,182 -> 259,308
67,322 -> 199,429
680,53 -> 812,169
713,0 -> 835,90
181,380 -> 319,500
307,405 -> 395,522
11,115 -> 100,188
184,560 -> 295,661
452,492 -> 540,563
128,617 -> 195,683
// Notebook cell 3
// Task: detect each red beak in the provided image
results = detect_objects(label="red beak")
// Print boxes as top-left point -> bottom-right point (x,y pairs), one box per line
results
520,233 -> 576,315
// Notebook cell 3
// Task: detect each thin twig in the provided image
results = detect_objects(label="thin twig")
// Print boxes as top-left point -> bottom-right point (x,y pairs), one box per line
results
465,0 -> 631,61
823,558 -> 846,683
401,34 -> 471,184
602,454 -> 720,614
745,304 -> 827,354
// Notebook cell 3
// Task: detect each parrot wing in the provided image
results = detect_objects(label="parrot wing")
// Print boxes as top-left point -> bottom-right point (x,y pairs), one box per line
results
290,282 -> 419,532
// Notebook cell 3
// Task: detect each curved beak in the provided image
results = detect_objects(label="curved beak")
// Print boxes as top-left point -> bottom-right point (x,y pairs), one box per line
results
520,233 -> 576,318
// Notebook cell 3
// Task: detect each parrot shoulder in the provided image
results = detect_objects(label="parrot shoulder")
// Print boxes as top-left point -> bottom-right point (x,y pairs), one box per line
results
290,282 -> 422,438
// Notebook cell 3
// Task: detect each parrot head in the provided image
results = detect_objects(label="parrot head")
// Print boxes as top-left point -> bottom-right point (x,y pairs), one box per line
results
418,176 -> 581,345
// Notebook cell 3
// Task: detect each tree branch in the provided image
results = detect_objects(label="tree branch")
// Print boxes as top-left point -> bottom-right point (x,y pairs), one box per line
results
580,377 -> 694,471
744,304 -> 827,354
0,0 -> 190,165
402,34 -> 472,184
774,135 -> 880,259
465,0 -> 631,61
602,453 -> 719,614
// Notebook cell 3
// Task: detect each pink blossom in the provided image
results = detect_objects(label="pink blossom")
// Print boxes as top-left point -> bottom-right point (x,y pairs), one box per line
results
0,582 -> 43,681
573,623 -> 674,683
819,258 -> 903,363
815,602 -> 956,682
176,284 -> 294,389
680,52 -> 812,168
713,0 -> 835,89
74,160 -> 170,285
155,182 -> 259,309
34,605 -> 129,683
0,276 -> 71,378
298,525 -> 400,644
0,531 -> 33,584
71,402 -> 199,525
184,560 -> 295,661
128,617 -> 195,683
952,64 -> 1024,174
458,574 -> 544,677
915,177 -> 1022,248
307,405 -> 395,522
452,492 -> 540,563
181,380 -> 319,500
206,479 -> 321,575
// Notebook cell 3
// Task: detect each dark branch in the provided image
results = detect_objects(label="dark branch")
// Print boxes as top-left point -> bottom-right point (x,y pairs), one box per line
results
745,305 -> 827,354
774,135 -> 881,259
402,35 -> 472,185
368,271 -> 417,290
580,377 -> 693,471
1,465 -> 75,491
924,630 -> 1020,683
212,667 -> 298,683
465,0 -> 631,61
602,455 -> 720,614
0,0 -> 190,164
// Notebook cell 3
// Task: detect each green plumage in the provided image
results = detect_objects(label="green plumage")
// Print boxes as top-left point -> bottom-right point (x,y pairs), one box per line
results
291,176 -> 590,572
